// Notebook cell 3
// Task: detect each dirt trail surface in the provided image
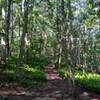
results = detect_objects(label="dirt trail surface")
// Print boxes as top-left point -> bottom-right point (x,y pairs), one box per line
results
44,64 -> 62,80
0,64 -> 100,100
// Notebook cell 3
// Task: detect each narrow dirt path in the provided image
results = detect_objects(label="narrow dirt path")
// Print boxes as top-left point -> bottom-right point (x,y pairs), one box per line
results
44,64 -> 62,80
44,64 -> 100,100
0,64 -> 72,100
0,64 -> 100,100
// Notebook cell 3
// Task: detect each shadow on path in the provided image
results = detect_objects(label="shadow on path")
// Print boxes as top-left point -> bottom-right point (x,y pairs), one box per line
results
0,64 -> 100,100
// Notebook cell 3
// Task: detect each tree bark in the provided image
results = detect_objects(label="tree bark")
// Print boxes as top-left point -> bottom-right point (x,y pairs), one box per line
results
17,0 -> 28,67
4,0 -> 11,57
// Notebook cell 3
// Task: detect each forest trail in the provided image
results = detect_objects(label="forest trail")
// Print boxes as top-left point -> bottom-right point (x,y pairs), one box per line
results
43,64 -> 100,100
0,64 -> 100,100
44,64 -> 62,80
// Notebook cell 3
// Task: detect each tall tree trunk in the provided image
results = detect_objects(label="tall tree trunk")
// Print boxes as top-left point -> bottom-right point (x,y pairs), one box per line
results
61,0 -> 75,94
61,0 -> 72,94
10,1 -> 14,56
17,0 -> 28,67
4,0 -> 11,57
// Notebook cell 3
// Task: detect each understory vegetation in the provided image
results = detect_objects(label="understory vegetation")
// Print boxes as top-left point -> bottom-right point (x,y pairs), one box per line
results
75,71 -> 100,93
58,68 -> 100,93
0,64 -> 46,87
0,0 -> 100,97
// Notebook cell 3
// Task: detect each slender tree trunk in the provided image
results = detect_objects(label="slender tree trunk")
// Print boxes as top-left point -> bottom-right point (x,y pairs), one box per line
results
17,0 -> 28,67
61,0 -> 73,94
10,1 -> 14,56
4,0 -> 11,57
60,0 -> 75,94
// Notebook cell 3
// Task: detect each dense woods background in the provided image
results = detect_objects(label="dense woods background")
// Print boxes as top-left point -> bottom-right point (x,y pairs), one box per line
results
0,0 -> 100,98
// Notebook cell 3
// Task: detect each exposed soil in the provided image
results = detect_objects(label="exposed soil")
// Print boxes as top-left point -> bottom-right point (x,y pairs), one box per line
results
0,64 -> 100,100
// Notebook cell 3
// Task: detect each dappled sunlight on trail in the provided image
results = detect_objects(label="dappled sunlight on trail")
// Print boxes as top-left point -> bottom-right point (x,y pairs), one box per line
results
44,64 -> 62,80
0,64 -> 100,100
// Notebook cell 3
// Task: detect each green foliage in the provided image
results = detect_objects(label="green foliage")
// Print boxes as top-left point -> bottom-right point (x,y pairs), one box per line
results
75,71 -> 100,93
26,56 -> 51,68
0,70 -> 16,82
0,0 -> 100,92
6,57 -> 16,67
96,61 -> 100,66
20,65 -> 46,80
58,68 -> 100,93
87,0 -> 94,10
96,33 -> 100,45
84,15 -> 96,27
6,53 -> 51,69
0,65 -> 46,87
58,68 -> 67,79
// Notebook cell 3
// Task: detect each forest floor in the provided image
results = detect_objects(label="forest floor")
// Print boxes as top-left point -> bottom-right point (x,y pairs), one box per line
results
0,64 -> 100,100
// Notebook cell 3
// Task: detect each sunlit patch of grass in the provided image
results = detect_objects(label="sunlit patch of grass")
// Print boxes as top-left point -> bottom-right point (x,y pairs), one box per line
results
58,68 -> 100,93
17,65 -> 46,81
22,64 -> 37,72
75,71 -> 100,93
0,65 -> 46,87
3,70 -> 15,74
